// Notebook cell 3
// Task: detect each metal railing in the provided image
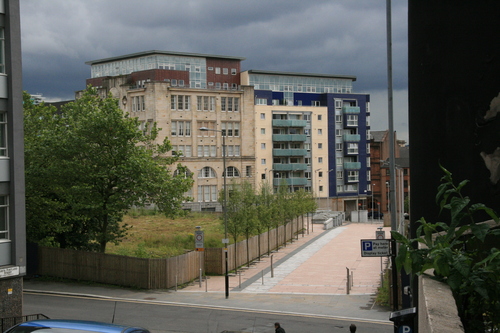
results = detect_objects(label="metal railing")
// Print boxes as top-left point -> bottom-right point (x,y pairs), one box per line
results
1,314 -> 49,332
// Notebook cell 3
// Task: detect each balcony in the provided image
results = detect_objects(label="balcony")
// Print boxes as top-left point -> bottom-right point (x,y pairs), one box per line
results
272,119 -> 307,127
273,149 -> 308,157
343,134 -> 360,142
273,178 -> 308,186
342,106 -> 360,114
343,162 -> 361,169
273,134 -> 307,142
273,163 -> 308,171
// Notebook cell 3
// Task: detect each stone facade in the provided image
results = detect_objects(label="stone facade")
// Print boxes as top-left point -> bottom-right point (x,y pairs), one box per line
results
0,277 -> 22,318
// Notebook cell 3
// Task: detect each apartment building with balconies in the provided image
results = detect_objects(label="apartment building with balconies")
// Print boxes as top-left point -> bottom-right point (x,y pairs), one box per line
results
241,70 -> 371,216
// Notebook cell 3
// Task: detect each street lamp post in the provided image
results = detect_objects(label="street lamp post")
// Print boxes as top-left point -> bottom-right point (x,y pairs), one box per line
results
314,168 -> 321,209
199,126 -> 229,299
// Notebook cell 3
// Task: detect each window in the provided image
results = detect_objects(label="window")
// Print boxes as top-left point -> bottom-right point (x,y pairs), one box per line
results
231,68 -> 237,75
261,173 -> 266,180
215,67 -> 221,74
261,143 -> 266,149
0,113 -> 6,156
366,143 -> 370,154
221,97 -> 240,112
221,122 -> 240,137
197,145 -> 216,157
0,196 -> 8,239
337,171 -> 343,179
223,68 -> 228,75
319,186 -> 323,192
336,157 -> 343,166
304,143 -> 311,151
318,115 -> 322,120
318,172 -> 323,177
318,157 -> 323,163
304,129 -> 310,136
313,101 -> 320,107
335,143 -> 342,151
317,129 -> 323,135
318,143 -> 323,149
336,129 -> 342,136
305,172 -> 311,179
348,171 -> 359,182
197,121 -> 216,136
305,157 -> 311,165
215,82 -> 221,89
198,185 -> 217,202
246,166 -> 251,177
335,99 -> 342,108
226,145 -> 240,156
347,115 -> 358,126
198,167 -> 216,178
272,99 -> 280,105
256,98 -> 267,105
347,143 -> 358,154
261,159 -> 266,165
171,121 -> 191,137
197,96 -> 215,111
132,96 -> 145,112
260,128 -> 265,135
171,95 -> 191,111
260,113 -> 266,120
335,115 -> 342,123
224,166 -> 240,178
172,145 -> 192,157
223,83 -> 229,90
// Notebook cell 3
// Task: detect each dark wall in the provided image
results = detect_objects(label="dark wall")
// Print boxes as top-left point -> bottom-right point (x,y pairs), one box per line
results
409,1 -> 500,235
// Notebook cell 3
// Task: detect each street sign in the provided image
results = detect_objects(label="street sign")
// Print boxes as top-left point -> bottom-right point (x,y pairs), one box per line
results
376,230 -> 386,239
360,239 -> 391,257
195,230 -> 204,250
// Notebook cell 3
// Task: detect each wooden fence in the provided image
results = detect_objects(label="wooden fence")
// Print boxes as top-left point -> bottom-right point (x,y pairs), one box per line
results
36,216 -> 310,289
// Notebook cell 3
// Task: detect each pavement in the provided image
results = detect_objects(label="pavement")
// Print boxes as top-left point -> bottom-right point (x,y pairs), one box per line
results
23,221 -> 392,323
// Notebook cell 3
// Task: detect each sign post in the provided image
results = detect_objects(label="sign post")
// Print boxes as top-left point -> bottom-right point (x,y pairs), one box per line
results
195,227 -> 204,287
360,239 -> 392,257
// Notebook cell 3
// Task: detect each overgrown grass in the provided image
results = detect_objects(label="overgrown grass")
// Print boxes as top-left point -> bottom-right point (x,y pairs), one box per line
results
375,269 -> 390,307
106,210 -> 225,258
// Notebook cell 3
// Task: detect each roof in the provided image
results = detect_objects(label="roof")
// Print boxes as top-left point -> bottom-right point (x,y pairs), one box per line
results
244,69 -> 356,81
370,130 -> 388,142
86,50 -> 246,65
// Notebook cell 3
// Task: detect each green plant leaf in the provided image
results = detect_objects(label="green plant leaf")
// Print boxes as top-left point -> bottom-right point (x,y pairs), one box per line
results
471,223 -> 490,243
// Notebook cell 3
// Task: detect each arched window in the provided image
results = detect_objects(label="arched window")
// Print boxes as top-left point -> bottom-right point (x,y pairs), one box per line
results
223,166 -> 240,178
173,168 -> 192,178
198,166 -> 216,178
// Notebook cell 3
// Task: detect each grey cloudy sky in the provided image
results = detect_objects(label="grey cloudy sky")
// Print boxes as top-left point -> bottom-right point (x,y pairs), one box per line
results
20,0 -> 409,142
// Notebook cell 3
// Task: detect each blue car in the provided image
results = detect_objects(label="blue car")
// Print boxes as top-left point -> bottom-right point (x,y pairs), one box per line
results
4,319 -> 150,333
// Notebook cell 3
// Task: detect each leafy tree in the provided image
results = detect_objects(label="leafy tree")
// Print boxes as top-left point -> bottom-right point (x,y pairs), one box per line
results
256,181 -> 274,257
24,88 -> 193,252
392,166 -> 500,332
238,180 -> 258,267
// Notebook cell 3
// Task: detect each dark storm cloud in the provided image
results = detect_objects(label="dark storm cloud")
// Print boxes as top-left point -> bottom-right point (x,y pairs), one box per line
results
20,0 -> 408,140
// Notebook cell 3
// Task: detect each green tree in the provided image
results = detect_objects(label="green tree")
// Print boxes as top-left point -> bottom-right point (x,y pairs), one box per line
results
24,88 -> 193,252
238,180 -> 258,267
256,181 -> 274,257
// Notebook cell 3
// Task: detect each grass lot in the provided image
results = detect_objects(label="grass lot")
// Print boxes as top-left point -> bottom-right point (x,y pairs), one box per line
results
105,210 -> 225,258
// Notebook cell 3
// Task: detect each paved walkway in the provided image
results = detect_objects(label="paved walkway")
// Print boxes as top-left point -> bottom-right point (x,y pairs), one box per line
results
24,221 -> 393,323
181,222 -> 390,296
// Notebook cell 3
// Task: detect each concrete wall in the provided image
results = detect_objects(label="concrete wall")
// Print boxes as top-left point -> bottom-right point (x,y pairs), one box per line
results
418,274 -> 464,332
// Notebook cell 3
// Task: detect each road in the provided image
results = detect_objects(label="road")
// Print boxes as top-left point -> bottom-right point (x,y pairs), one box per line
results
23,292 -> 393,333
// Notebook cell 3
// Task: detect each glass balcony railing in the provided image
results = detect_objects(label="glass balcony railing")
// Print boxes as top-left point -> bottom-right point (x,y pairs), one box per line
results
273,178 -> 308,186
343,134 -> 360,142
272,163 -> 308,171
272,119 -> 308,127
342,106 -> 360,114
272,134 -> 307,142
343,162 -> 361,169
273,149 -> 308,156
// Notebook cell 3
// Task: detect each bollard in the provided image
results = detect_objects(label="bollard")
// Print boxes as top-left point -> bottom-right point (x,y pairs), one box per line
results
262,270 -> 264,285
205,274 -> 208,292
239,270 -> 242,289
271,255 -> 274,278
346,267 -> 350,295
